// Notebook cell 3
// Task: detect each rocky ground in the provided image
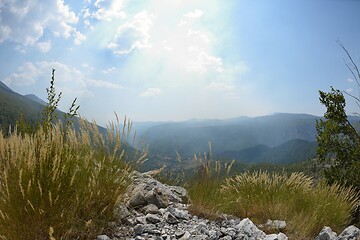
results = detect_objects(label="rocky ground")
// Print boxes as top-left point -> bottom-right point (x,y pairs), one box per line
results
96,171 -> 360,240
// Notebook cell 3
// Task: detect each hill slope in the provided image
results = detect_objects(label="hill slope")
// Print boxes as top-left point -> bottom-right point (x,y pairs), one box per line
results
141,113 -> 319,157
217,139 -> 317,164
24,94 -> 47,106
0,81 -> 44,132
253,139 -> 317,164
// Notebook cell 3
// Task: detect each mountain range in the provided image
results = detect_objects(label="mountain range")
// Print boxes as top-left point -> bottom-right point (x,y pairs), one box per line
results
1,80 -> 358,166
132,113 -> 321,164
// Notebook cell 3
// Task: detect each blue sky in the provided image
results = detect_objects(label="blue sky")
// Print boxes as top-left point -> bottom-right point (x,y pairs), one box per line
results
0,0 -> 359,124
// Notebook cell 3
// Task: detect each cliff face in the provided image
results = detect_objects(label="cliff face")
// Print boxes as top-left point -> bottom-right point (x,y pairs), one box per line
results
97,171 -> 360,240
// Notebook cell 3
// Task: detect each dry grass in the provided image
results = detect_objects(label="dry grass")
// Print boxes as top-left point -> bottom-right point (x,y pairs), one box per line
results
186,148 -> 234,220
187,178 -> 225,220
0,118 -> 143,239
221,171 -> 359,238
186,156 -> 359,239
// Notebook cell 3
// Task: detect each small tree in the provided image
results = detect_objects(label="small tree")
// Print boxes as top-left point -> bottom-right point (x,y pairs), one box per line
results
316,43 -> 360,190
41,68 -> 79,135
316,87 -> 360,189
16,111 -> 38,135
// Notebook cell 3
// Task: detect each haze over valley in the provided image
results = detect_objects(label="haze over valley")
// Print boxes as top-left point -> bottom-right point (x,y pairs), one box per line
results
1,0 -> 360,170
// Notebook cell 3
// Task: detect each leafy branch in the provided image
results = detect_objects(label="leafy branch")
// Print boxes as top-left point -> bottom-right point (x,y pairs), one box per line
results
41,68 -> 79,135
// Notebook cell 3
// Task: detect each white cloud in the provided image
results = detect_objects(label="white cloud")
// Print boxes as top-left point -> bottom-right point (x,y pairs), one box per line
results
92,0 -> 126,21
187,51 -> 223,74
185,9 -> 203,19
346,88 -> 353,93
74,31 -> 86,45
139,88 -> 162,97
110,1 -> 248,99
187,29 -> 210,43
14,45 -> 26,54
206,82 -> 235,92
83,8 -> 91,18
108,11 -> 154,54
37,41 -> 52,53
178,9 -> 203,26
84,19 -> 91,27
102,67 -> 116,74
2,61 -> 92,101
347,78 -> 354,83
87,79 -> 121,89
94,0 -> 105,8
0,0 -> 78,46
3,62 -> 41,86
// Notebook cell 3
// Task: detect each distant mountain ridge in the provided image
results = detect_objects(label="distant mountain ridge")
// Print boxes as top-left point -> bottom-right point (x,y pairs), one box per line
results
220,139 -> 317,164
0,81 -> 12,92
0,81 -> 44,131
24,94 -> 47,106
1,80 -> 357,166
139,113 -> 320,159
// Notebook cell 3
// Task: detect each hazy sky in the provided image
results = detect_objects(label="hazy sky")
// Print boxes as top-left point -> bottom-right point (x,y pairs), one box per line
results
0,0 -> 359,124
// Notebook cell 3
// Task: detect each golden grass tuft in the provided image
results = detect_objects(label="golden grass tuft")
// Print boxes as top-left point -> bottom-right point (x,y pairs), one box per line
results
186,148 -> 234,220
221,171 -> 359,238
186,155 -> 359,240
0,118 -> 144,239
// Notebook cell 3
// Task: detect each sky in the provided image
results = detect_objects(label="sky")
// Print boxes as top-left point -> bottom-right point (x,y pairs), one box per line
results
0,0 -> 360,125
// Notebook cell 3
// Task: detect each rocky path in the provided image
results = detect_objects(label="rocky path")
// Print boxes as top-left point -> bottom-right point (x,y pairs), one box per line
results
97,171 -> 360,240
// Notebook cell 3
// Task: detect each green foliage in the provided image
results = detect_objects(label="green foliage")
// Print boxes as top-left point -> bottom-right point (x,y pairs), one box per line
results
63,98 -> 80,131
42,69 -> 62,133
41,69 -> 79,135
316,88 -> 360,189
15,111 -> 38,136
316,43 -> 360,191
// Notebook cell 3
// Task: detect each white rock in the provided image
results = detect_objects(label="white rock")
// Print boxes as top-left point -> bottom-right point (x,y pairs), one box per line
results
338,225 -> 360,240
277,232 -> 288,240
316,226 -> 337,240
96,235 -> 111,240
236,218 -> 267,239
266,219 -> 287,230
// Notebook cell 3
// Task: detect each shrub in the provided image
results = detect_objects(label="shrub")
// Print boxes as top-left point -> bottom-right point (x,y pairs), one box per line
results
221,171 -> 359,238
0,119 -> 134,239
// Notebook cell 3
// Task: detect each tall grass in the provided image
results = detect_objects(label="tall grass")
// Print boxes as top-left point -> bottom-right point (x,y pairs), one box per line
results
186,148 -> 359,239
0,119 -> 140,239
221,171 -> 359,238
186,147 -> 234,220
